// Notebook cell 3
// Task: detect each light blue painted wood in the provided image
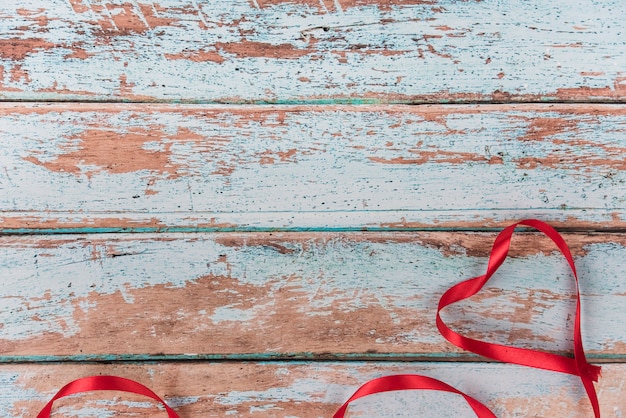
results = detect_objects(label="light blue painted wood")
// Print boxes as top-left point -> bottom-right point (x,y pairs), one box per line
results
0,0 -> 624,102
1,1 -> 624,416
0,232 -> 624,357
1,104 -> 625,230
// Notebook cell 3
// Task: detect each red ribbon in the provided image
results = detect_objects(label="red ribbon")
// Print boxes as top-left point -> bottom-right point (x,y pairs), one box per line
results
37,375 -> 179,418
37,220 -> 601,417
436,219 -> 601,417
333,374 -> 496,418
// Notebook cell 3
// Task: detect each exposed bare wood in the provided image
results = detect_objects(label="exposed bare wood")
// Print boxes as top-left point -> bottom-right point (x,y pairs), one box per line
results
2,1 -> 624,416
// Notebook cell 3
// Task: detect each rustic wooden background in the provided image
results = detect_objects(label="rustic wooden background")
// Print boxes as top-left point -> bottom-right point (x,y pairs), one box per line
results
1,0 -> 625,416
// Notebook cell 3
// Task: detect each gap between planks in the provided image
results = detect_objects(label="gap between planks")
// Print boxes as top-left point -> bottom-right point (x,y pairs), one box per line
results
1,352 -> 624,365
3,99 -> 626,105
4,225 -> 626,235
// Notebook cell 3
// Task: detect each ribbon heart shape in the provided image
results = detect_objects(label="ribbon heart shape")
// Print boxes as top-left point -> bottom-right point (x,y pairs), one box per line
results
436,219 -> 601,417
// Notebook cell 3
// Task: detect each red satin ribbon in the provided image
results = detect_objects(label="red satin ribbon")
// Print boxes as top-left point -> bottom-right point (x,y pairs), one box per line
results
37,220 -> 601,418
333,374 -> 496,418
436,219 -> 601,417
37,375 -> 179,418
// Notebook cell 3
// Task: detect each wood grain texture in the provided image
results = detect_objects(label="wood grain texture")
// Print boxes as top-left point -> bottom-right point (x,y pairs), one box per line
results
2,0 -> 625,415
0,0 -> 625,103
1,103 -> 626,231
2,231 -> 624,358
2,362 -> 624,417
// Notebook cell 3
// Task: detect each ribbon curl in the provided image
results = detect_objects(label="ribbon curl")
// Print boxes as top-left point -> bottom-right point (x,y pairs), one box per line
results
37,375 -> 179,418
333,374 -> 496,417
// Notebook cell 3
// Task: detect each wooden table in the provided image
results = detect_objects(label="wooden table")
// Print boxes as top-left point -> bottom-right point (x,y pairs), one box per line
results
1,0 -> 625,416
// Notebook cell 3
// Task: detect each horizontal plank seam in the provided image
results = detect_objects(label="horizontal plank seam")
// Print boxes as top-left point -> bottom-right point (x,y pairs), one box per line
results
3,227 -> 626,235
1,353 -> 623,365
3,99 -> 626,106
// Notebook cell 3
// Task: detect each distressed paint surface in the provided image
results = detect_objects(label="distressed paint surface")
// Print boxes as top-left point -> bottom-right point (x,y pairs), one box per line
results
1,232 -> 625,358
1,362 -> 624,417
1,104 -> 626,230
2,0 -> 625,415
0,0 -> 625,102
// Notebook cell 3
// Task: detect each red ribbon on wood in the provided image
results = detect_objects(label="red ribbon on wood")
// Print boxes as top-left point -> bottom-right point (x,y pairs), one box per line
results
37,220 -> 602,417
436,219 -> 601,417
333,374 -> 496,417
37,375 -> 179,418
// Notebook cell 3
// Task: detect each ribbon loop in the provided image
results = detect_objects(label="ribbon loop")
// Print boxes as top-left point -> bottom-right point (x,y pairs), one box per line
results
37,375 -> 179,418
436,219 -> 601,417
333,374 -> 496,418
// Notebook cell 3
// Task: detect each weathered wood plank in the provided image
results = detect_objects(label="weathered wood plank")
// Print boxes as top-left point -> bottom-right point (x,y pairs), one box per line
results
1,232 -> 624,358
2,362 -> 623,417
1,103 -> 625,230
4,3 -> 621,418
0,0 -> 625,102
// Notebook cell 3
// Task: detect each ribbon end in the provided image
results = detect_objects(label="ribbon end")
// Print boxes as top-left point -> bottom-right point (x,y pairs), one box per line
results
590,364 -> 602,382
582,363 -> 602,382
